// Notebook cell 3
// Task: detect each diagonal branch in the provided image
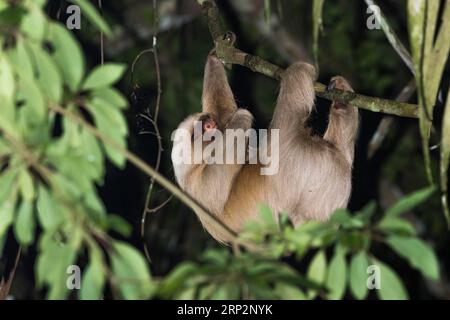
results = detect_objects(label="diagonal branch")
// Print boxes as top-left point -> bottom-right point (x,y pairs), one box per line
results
197,0 -> 419,119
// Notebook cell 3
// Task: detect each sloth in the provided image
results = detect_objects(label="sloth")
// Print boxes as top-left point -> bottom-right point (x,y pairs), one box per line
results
171,52 -> 359,243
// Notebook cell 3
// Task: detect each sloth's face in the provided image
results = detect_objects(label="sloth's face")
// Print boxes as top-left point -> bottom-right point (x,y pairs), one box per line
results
200,115 -> 217,132
193,113 -> 219,141
172,112 -> 221,166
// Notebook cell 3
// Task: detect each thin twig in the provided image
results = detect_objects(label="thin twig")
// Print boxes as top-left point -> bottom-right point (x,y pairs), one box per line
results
145,195 -> 174,213
130,0 -> 166,264
0,247 -> 21,300
139,113 -> 163,263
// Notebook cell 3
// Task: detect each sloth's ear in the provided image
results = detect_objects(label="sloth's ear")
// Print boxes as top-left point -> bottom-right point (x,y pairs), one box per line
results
201,53 -> 237,126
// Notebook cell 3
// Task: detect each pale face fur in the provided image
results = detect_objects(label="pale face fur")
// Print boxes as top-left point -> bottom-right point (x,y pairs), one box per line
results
172,54 -> 359,243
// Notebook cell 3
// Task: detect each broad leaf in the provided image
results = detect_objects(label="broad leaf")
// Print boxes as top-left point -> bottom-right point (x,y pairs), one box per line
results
111,241 -> 153,299
14,200 -> 35,246
91,87 -> 128,109
72,0 -> 112,37
440,91 -> 450,224
386,236 -> 439,280
80,245 -> 105,300
307,250 -> 327,299
349,251 -> 369,300
36,186 -> 64,230
385,186 -> 435,217
82,64 -> 127,90
326,245 -> 347,300
374,259 -> 408,300
377,217 -> 416,236
48,22 -> 85,92
27,43 -> 63,103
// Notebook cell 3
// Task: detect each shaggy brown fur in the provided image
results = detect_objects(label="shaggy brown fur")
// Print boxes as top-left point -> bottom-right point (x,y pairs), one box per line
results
172,53 -> 359,243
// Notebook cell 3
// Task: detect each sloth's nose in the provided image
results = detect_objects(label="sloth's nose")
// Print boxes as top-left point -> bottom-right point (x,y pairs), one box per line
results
203,118 -> 217,131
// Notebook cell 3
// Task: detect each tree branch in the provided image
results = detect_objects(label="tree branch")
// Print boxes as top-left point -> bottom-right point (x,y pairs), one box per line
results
197,0 -> 419,119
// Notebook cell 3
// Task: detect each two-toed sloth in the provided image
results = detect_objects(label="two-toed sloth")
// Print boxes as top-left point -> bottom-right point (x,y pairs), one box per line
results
171,52 -> 359,243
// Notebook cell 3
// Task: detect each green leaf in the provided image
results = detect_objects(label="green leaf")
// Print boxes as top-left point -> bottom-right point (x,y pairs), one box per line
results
424,2 -> 450,115
198,283 -> 217,300
36,235 -> 78,299
0,55 -> 15,124
340,231 -> 371,252
16,67 -> 46,121
27,42 -> 63,103
0,138 -> 9,157
0,6 -> 27,26
159,262 -> 198,298
46,153 -> 96,195
377,217 -> 416,236
111,241 -> 153,299
385,186 -> 435,217
80,245 -> 105,300
0,168 -> 17,203
210,284 -> 240,300
80,128 -> 105,180
36,186 -> 64,230
274,283 -> 306,300
83,188 -> 107,223
329,208 -> 352,225
13,200 -> 35,246
20,1 -> 46,41
440,90 -> 450,224
258,203 -> 277,226
7,37 -> 33,76
407,0 -> 432,182
375,259 -> 408,300
86,99 -> 127,167
72,0 -> 112,37
18,168 -> 35,201
201,249 -> 229,267
0,190 -> 17,236
326,245 -> 347,300
330,208 -> 364,229
92,87 -> 128,109
354,200 -> 377,224
386,236 -> 439,280
423,0 -> 440,58
82,64 -> 127,90
175,287 -> 196,300
32,0 -> 47,8
51,173 -> 83,201
48,22 -> 85,92
307,250 -> 327,299
87,97 -> 127,135
349,251 -> 369,300
107,214 -> 132,237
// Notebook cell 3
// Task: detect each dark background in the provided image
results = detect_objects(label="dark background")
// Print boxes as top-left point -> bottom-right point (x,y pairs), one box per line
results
2,0 -> 449,299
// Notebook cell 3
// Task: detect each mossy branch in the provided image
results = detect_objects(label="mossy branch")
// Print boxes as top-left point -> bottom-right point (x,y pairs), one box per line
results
197,0 -> 419,119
